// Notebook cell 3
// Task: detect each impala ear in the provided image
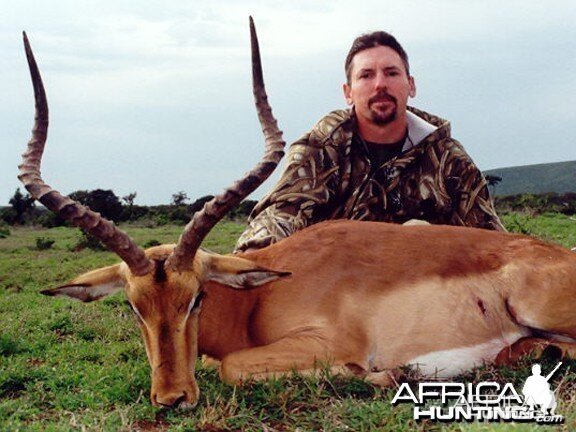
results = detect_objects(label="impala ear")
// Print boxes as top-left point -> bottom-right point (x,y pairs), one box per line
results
201,252 -> 291,289
41,264 -> 125,302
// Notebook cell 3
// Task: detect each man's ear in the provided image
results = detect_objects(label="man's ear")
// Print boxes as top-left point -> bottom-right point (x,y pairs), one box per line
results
41,264 -> 125,302
409,76 -> 416,98
200,253 -> 291,289
343,82 -> 353,105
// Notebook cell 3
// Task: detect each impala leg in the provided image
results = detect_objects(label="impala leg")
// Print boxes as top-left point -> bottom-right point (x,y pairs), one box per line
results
219,335 -> 359,384
364,370 -> 402,387
495,337 -> 576,365
219,336 -> 402,388
200,354 -> 221,369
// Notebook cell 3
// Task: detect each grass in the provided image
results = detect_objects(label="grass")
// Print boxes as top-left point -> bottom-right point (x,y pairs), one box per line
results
1,215 -> 576,431
500,212 -> 576,247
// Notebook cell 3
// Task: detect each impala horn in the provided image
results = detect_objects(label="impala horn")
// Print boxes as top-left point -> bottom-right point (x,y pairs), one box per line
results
166,17 -> 286,271
18,32 -> 153,276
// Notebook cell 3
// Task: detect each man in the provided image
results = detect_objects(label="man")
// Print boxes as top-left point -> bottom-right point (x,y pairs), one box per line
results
235,31 -> 504,252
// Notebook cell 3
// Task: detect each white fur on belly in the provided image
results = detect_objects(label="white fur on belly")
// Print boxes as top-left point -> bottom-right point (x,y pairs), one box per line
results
406,332 -> 525,378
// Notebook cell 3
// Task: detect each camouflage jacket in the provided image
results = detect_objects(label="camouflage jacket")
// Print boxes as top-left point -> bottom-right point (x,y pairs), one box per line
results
235,107 -> 505,251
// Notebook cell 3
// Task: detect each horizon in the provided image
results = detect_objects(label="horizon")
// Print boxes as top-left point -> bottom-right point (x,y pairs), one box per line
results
5,159 -> 576,207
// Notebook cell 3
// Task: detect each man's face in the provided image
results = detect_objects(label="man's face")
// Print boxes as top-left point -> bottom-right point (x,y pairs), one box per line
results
343,45 -> 416,127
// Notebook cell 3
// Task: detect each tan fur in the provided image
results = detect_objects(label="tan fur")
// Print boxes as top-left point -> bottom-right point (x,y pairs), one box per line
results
43,220 -> 576,408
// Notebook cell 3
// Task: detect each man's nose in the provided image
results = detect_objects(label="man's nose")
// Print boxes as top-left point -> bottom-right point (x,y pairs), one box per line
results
374,72 -> 388,90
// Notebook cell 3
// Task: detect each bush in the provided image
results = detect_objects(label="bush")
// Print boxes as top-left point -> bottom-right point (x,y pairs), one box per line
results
35,237 -> 55,250
154,214 -> 169,226
68,189 -> 123,222
228,199 -> 258,220
121,204 -> 149,222
37,211 -> 68,228
0,222 -> 10,238
495,192 -> 576,216
144,239 -> 161,248
168,206 -> 191,225
71,230 -> 106,251
503,213 -> 534,235
0,208 -> 17,225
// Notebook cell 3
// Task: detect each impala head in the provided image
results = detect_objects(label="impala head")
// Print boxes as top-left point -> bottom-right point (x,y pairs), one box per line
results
42,245 -> 288,408
19,18 -> 288,408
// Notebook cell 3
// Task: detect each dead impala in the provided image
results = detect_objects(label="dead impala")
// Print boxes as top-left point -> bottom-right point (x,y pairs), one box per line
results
20,20 -> 576,409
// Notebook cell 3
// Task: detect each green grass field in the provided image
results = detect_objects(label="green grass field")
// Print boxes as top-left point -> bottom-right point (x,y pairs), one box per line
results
1,215 -> 576,431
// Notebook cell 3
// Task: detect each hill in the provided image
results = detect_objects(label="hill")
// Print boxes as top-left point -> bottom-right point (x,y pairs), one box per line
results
484,160 -> 576,196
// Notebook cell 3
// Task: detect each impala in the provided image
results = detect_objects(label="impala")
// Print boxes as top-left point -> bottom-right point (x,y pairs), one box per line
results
20,20 -> 576,409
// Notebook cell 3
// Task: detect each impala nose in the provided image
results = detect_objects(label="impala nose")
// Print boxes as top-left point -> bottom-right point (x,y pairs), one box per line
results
152,391 -> 196,409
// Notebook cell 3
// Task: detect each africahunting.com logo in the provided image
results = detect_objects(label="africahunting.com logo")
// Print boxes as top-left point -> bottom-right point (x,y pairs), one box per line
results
391,362 -> 565,424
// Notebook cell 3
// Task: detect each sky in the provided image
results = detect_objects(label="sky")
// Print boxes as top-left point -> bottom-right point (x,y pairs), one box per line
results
2,0 -> 575,206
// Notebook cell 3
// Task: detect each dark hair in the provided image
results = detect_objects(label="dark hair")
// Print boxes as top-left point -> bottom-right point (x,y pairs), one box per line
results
345,31 -> 410,84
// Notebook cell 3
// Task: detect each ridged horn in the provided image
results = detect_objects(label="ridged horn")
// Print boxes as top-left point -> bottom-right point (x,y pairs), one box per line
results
167,17 -> 286,271
18,32 -> 153,276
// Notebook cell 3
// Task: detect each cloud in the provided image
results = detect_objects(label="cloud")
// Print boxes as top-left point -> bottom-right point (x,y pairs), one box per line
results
2,0 -> 576,206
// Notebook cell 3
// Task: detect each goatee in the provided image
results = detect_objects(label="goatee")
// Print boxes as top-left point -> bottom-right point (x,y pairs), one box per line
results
368,92 -> 397,125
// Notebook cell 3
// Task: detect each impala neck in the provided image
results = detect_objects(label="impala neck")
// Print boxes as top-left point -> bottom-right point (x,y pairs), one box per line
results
197,281 -> 260,359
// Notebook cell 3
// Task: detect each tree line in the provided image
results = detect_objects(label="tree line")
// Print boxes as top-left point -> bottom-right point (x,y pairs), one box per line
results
494,192 -> 576,215
1,188 -> 257,227
3,187 -> 576,230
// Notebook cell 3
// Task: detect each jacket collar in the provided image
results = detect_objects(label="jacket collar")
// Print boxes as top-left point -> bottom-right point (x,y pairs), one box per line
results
319,106 -> 452,151
404,110 -> 438,151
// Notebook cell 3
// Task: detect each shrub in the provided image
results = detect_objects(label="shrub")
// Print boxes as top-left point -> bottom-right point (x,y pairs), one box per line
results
154,214 -> 169,226
37,211 -> 68,228
502,213 -> 534,235
228,199 -> 257,220
0,208 -> 16,225
168,206 -> 191,225
71,230 -> 106,251
68,189 -> 123,222
121,204 -> 149,222
35,237 -> 55,250
495,192 -> 576,216
144,239 -> 161,248
0,222 -> 10,238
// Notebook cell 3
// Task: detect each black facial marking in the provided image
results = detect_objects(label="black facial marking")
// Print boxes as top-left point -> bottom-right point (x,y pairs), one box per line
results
154,259 -> 168,283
